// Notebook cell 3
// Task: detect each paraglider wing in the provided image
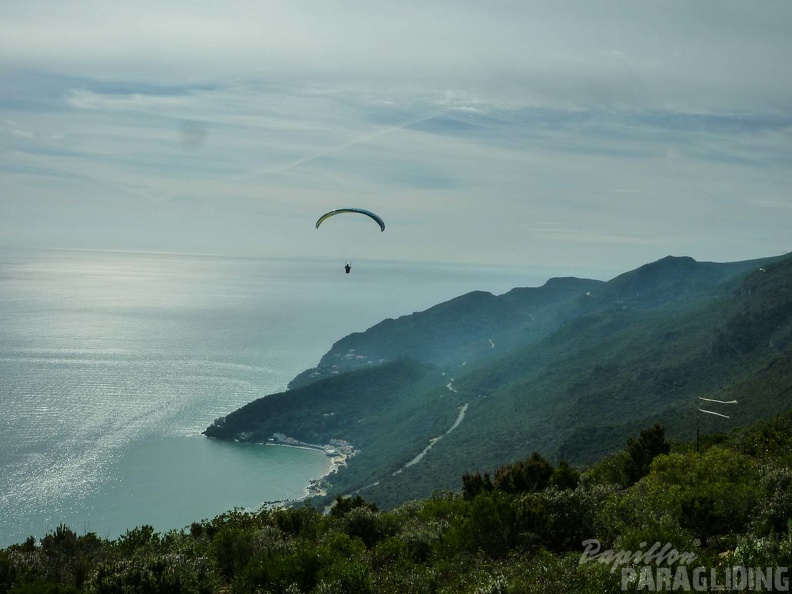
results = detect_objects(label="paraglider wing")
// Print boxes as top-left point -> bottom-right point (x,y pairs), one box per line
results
315,208 -> 385,232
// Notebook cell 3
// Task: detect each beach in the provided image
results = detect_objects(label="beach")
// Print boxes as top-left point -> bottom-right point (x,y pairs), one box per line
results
263,435 -> 358,500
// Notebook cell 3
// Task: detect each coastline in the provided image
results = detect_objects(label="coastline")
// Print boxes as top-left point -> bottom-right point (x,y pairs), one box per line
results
258,436 -> 357,506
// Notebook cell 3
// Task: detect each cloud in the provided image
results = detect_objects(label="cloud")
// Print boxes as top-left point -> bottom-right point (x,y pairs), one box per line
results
67,89 -> 188,112
751,198 -> 792,210
515,224 -> 662,247
4,120 -> 34,138
1,1 -> 791,271
2,1 -> 792,114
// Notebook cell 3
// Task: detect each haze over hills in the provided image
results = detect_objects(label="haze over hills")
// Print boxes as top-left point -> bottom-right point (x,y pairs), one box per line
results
205,253 -> 792,508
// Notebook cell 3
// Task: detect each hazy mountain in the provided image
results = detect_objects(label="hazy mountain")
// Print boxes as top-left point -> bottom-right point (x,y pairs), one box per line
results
205,253 -> 792,508
287,276 -> 603,389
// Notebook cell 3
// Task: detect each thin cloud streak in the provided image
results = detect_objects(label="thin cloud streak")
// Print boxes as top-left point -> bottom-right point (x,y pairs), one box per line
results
247,112 -> 447,177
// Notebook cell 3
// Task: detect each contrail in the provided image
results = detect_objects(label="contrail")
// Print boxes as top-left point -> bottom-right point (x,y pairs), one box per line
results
251,111 -> 447,177
609,189 -> 662,194
108,109 -> 448,202
11,107 -> 447,206
148,110 -> 447,202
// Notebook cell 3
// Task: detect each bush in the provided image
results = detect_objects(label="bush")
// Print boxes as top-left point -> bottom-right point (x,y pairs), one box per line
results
342,507 -> 396,549
9,582 -> 79,594
210,527 -> 256,579
116,525 -> 160,555
581,450 -> 629,489
445,492 -> 520,558
539,487 -> 597,551
753,465 -> 792,536
462,472 -> 494,500
551,460 -> 580,491
494,452 -> 554,494
315,561 -> 371,594
273,506 -> 325,539
90,556 -> 213,594
330,495 -> 378,519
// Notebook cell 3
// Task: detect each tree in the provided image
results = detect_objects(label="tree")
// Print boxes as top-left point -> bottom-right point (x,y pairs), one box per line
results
462,471 -> 493,499
624,424 -> 670,485
330,495 -> 378,518
551,460 -> 580,490
494,452 -> 554,494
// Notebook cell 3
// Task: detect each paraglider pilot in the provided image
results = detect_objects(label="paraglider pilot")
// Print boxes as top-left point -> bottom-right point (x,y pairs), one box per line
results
345,263 -> 351,274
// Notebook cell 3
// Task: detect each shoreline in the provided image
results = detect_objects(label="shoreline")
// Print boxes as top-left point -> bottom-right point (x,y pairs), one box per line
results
259,437 -> 357,505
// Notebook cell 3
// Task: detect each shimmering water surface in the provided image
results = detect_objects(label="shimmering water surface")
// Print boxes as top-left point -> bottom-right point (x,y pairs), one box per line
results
0,248 -> 545,547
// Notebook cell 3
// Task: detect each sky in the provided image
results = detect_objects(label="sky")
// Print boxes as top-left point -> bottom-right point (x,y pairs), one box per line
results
1,0 -> 791,278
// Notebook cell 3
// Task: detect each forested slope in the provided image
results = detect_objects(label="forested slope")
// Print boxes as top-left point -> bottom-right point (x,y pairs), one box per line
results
206,253 -> 792,509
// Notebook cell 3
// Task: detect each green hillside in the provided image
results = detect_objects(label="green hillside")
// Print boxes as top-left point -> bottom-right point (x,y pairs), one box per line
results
205,359 -> 458,494
287,276 -> 603,389
206,253 -> 792,510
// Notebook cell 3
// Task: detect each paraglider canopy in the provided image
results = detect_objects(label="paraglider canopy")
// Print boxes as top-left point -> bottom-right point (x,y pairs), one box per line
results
315,208 -> 385,232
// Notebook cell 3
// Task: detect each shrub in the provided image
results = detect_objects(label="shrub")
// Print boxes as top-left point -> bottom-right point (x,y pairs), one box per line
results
116,525 -> 160,555
445,492 -> 520,558
551,460 -> 580,491
462,472 -> 494,500
753,465 -> 792,536
342,507 -> 396,549
90,556 -> 213,594
330,495 -> 378,519
210,527 -> 255,579
494,453 -> 554,494
539,487 -> 598,551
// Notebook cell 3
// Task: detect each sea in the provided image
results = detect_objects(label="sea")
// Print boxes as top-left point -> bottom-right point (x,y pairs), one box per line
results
0,248 -> 551,547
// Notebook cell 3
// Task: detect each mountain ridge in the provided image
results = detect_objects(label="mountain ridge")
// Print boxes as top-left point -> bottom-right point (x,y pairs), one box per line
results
205,252 -> 792,508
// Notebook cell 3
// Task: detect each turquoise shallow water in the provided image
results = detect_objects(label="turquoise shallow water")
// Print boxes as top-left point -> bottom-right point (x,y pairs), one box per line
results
0,248 -> 546,547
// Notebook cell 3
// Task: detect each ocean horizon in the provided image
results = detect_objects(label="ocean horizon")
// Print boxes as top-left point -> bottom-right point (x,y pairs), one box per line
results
0,247 -> 563,547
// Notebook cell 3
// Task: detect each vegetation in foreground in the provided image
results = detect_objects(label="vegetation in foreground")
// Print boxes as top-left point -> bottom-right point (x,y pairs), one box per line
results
4,412 -> 792,593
